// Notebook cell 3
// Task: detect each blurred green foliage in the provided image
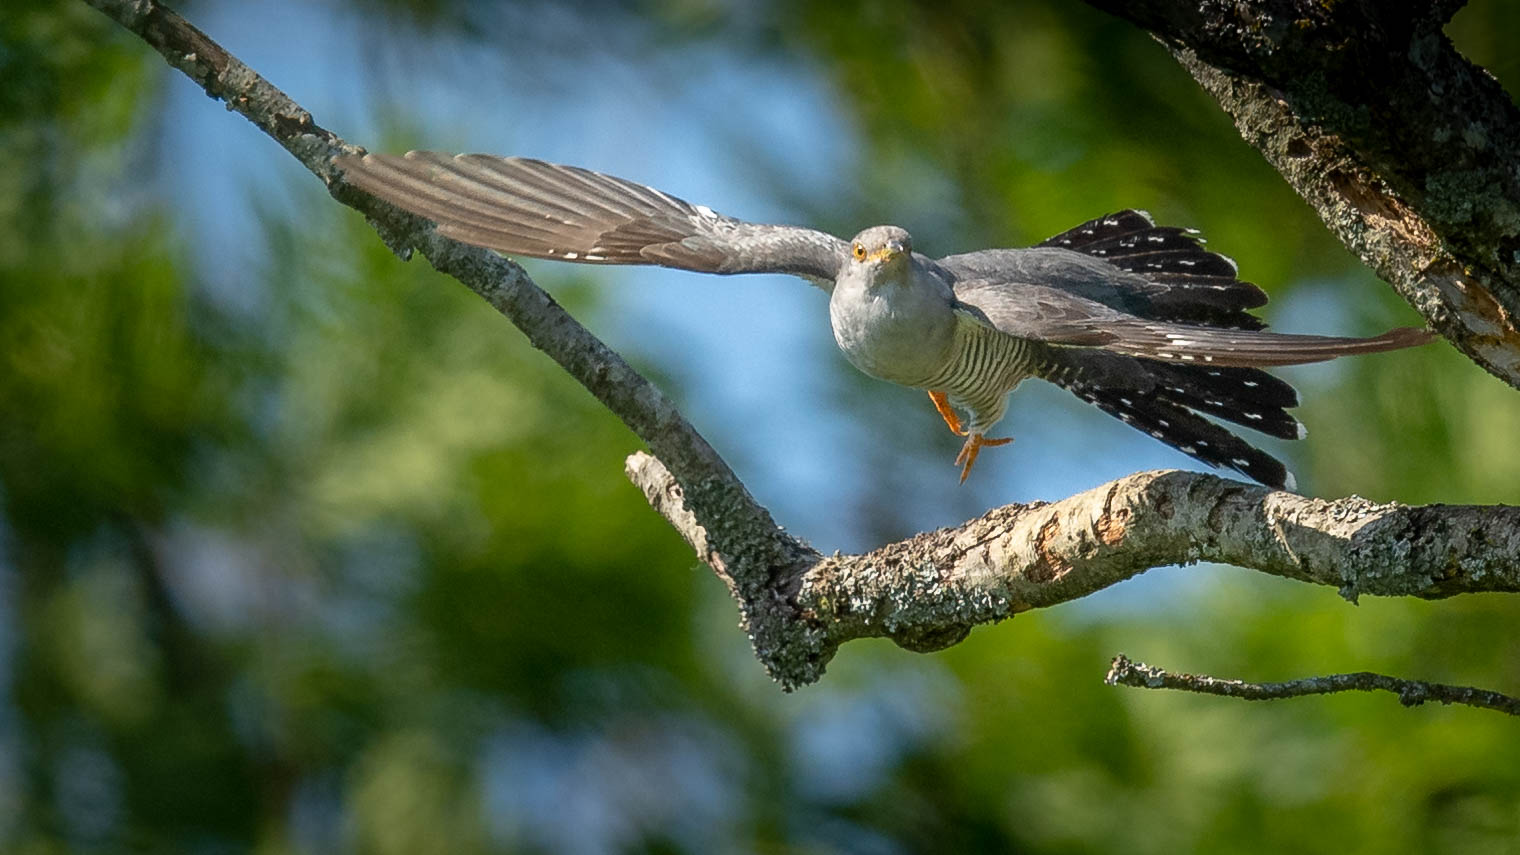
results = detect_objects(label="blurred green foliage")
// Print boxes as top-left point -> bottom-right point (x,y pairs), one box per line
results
3,1 -> 1520,853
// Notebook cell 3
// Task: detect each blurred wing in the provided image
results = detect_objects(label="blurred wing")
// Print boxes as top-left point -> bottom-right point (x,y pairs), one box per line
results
955,281 -> 1431,367
336,152 -> 848,288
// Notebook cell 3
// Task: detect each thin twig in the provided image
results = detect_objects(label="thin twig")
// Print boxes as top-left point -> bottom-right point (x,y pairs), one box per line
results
1106,654 -> 1520,717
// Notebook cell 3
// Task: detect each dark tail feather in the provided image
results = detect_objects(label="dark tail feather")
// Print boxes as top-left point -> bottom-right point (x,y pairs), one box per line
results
1087,391 -> 1294,490
1137,274 -> 1267,330
1039,210 -> 1269,329
1041,348 -> 1298,489
1145,363 -> 1303,440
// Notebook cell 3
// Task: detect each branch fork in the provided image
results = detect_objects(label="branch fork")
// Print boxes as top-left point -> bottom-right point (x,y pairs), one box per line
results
89,0 -> 1520,707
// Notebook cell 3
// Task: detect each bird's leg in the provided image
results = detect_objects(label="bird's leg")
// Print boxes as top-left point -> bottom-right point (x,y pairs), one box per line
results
927,390 -> 966,435
954,432 -> 1014,484
930,392 -> 1013,482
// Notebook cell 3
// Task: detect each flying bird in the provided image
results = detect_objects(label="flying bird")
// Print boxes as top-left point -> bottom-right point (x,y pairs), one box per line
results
335,151 -> 1431,490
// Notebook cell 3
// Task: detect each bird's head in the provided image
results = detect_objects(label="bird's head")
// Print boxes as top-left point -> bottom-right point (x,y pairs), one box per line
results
848,226 -> 912,284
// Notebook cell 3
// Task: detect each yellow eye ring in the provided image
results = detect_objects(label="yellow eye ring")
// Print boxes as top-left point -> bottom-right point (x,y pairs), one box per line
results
852,243 -> 866,261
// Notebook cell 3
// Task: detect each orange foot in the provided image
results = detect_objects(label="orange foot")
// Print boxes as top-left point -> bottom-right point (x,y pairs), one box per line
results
927,390 -> 965,435
954,432 -> 1013,484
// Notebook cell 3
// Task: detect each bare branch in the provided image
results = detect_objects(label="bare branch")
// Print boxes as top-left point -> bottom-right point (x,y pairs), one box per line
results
86,0 -> 724,489
1106,654 -> 1520,717
85,0 -> 822,678
1085,1 -> 1520,388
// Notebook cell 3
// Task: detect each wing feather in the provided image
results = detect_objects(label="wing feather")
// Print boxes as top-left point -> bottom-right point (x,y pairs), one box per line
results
336,152 -> 848,287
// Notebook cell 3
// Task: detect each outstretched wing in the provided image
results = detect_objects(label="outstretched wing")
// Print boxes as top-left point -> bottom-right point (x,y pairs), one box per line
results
955,280 -> 1431,367
940,210 -> 1270,330
335,152 -> 849,288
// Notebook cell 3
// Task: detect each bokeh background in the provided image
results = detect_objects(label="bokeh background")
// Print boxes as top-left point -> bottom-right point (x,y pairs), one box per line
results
5,0 -> 1520,852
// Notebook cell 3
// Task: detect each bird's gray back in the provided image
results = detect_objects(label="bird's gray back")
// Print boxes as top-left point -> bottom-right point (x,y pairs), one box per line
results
940,234 -> 1268,331
940,247 -> 1167,316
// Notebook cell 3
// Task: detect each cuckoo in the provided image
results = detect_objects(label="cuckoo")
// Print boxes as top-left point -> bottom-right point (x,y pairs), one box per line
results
335,152 -> 1432,490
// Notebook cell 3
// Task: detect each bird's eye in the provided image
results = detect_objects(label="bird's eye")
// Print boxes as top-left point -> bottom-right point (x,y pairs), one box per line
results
852,243 -> 866,261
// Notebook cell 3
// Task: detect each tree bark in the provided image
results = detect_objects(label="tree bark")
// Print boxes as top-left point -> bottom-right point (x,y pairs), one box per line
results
1084,0 -> 1520,388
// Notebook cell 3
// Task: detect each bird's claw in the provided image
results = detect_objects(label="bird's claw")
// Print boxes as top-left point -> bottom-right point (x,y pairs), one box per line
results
954,432 -> 1013,483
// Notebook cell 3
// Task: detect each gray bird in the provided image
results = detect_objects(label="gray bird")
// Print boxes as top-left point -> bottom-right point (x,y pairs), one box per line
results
335,152 -> 1431,489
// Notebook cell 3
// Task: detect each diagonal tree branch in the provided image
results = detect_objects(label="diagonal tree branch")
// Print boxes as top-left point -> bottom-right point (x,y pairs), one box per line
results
1084,0 -> 1520,388
1106,654 -> 1520,717
84,0 -> 822,680
92,0 -> 1520,692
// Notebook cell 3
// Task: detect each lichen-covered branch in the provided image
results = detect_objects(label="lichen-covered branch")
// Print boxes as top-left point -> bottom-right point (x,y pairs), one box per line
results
1106,654 -> 1520,717
1084,1 -> 1520,388
630,456 -> 1520,686
93,0 -> 1520,693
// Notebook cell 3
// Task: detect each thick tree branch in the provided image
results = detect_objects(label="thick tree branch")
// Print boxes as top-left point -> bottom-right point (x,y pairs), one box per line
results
1084,0 -> 1520,388
94,0 -> 1520,692
632,457 -> 1520,683
1106,654 -> 1520,717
